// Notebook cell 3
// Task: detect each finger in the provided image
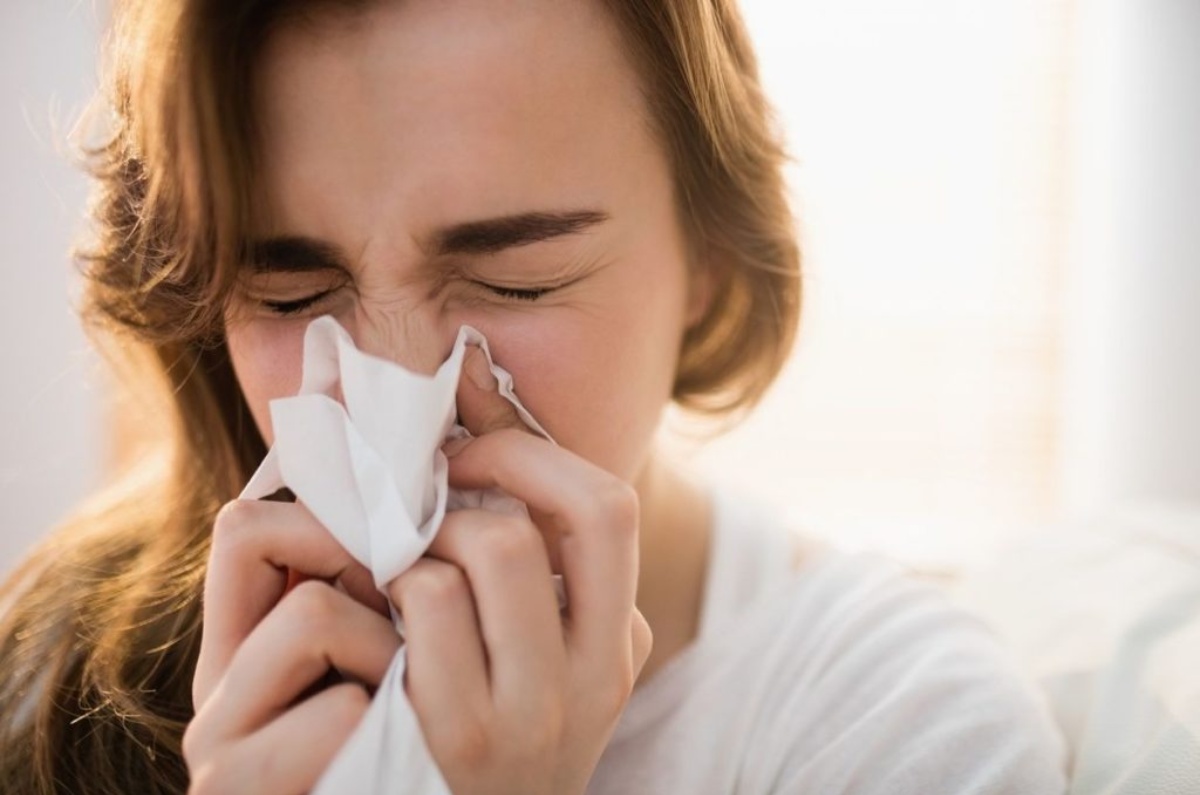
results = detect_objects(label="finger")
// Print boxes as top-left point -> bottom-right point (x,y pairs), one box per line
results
388,558 -> 491,724
195,499 -> 387,708
455,345 -> 537,438
446,430 -> 639,670
423,510 -> 566,712
194,580 -> 399,748
195,683 -> 370,795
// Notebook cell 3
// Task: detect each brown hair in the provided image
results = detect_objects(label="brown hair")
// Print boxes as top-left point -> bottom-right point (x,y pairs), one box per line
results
0,1 -> 800,791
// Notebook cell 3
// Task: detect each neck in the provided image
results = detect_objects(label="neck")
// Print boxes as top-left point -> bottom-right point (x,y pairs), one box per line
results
629,445 -> 713,686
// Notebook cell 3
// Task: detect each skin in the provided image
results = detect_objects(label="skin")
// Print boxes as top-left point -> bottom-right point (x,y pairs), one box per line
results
185,1 -> 716,792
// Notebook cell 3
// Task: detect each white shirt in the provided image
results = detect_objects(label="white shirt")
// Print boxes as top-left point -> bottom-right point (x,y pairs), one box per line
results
586,485 -> 1068,795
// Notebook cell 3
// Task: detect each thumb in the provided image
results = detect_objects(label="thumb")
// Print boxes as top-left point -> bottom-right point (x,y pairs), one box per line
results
455,344 -> 529,437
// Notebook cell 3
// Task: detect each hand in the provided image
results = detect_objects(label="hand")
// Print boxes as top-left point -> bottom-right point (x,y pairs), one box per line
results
389,345 -> 654,795
183,497 -> 399,794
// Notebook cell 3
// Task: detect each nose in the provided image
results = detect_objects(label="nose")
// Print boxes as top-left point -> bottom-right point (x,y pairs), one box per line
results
340,305 -> 455,376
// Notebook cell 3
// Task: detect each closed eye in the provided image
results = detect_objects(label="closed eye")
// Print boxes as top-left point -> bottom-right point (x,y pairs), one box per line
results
472,281 -> 555,301
258,281 -> 555,316
260,289 -> 339,316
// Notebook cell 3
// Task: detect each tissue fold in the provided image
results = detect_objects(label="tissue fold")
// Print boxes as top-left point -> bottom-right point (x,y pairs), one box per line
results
238,315 -> 558,794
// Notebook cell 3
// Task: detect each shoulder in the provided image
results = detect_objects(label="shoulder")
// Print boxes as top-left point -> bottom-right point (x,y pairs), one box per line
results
682,484 -> 1066,792
739,550 -> 1068,793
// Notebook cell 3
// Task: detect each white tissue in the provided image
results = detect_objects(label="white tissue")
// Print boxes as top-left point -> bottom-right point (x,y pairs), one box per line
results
238,315 -> 559,793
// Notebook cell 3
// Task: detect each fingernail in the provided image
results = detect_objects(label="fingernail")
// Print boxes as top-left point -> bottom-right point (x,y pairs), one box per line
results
443,437 -> 471,458
465,346 -> 497,391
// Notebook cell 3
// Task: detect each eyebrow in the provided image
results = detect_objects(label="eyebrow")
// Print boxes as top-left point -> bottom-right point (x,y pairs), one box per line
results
244,209 -> 610,273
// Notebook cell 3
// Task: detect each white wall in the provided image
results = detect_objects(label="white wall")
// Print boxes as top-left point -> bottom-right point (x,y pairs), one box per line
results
0,3 -> 105,576
1061,0 -> 1200,515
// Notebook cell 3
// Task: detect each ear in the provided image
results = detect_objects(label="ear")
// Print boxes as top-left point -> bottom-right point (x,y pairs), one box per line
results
685,260 -> 718,330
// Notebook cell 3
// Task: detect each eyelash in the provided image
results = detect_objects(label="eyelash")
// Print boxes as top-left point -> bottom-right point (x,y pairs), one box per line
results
482,284 -> 556,302
260,292 -> 336,316
260,282 -> 554,316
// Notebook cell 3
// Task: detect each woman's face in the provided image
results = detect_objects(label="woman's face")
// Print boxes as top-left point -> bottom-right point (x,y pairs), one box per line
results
224,0 -> 709,485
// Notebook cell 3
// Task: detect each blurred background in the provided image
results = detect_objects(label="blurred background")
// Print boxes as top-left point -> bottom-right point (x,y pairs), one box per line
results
2,0 -> 1198,576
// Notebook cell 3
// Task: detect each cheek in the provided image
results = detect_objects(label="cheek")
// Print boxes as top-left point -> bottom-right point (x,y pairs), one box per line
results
225,319 -> 307,446
483,285 -> 685,483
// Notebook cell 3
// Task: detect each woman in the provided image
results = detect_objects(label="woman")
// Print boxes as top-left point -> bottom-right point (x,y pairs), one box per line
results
0,1 -> 1066,793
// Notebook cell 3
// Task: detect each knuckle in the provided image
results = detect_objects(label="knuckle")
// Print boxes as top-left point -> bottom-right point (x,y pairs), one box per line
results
211,499 -> 257,543
396,562 -> 468,609
284,579 -> 340,630
209,500 -> 267,564
595,480 -> 639,531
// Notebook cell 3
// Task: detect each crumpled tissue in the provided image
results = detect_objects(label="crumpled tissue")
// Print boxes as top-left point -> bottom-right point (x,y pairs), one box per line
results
238,314 -> 560,793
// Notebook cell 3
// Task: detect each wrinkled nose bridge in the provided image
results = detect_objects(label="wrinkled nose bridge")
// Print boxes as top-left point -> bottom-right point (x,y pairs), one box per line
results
350,311 -> 455,377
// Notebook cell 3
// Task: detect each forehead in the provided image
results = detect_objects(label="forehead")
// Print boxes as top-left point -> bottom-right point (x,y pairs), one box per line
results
250,0 -> 661,238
